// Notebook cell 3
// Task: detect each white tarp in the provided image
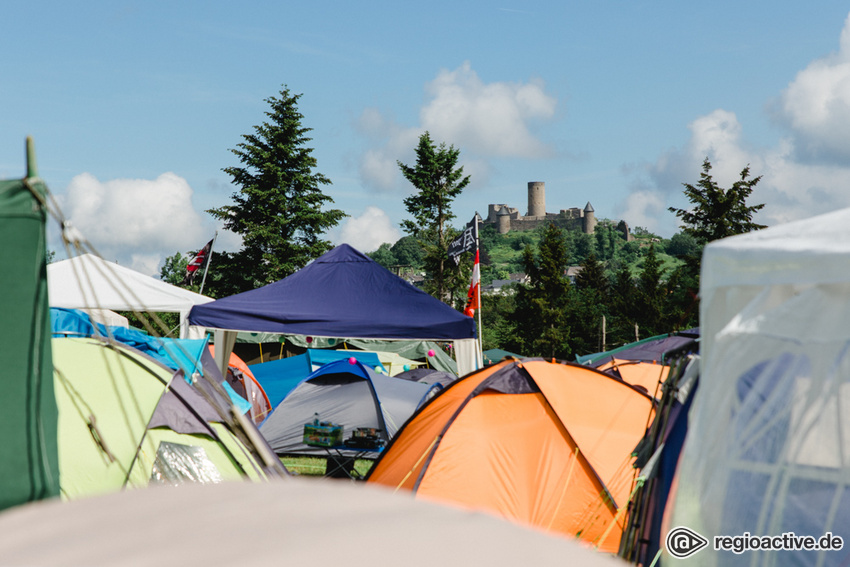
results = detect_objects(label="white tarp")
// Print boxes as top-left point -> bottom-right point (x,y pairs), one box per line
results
666,207 -> 850,566
48,254 -> 213,338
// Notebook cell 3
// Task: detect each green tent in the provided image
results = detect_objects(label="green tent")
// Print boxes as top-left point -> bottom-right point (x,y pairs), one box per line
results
0,141 -> 60,511
482,348 -> 524,366
53,337 -> 269,499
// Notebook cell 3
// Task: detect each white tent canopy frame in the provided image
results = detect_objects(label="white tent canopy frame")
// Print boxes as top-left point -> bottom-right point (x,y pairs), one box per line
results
48,254 -> 213,339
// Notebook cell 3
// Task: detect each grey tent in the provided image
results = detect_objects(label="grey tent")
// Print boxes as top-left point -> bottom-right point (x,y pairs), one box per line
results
260,358 -> 439,459
395,367 -> 458,388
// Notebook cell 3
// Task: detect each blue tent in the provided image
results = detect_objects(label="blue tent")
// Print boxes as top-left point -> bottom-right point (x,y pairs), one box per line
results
188,244 -> 476,341
249,350 -> 385,408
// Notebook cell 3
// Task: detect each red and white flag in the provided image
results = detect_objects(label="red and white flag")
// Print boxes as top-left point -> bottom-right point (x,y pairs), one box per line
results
183,239 -> 213,285
466,249 -> 480,314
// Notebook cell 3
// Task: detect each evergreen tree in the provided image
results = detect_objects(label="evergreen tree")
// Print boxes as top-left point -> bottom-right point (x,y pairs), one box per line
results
481,292 -> 518,352
669,158 -> 766,244
207,86 -> 346,294
575,252 -> 607,296
568,252 -> 609,355
513,223 -> 572,359
607,264 -> 638,347
398,132 -> 470,302
634,244 -> 666,337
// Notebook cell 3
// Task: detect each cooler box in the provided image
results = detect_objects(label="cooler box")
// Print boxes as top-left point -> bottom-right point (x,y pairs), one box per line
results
303,422 -> 343,447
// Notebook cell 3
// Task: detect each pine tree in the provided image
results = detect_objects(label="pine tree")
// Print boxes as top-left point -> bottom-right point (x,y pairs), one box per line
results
513,223 -> 572,359
399,132 -> 470,302
669,158 -> 766,244
575,252 -> 607,296
207,86 -> 346,293
607,264 -> 638,347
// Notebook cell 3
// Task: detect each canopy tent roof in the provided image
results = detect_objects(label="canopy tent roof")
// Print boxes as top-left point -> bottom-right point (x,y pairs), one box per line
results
48,254 -> 212,338
188,244 -> 476,341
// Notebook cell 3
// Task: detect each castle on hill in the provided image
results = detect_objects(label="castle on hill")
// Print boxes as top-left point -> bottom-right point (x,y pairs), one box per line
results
484,181 -> 632,241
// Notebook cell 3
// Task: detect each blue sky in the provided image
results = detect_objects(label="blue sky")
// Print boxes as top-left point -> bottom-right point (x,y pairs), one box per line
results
4,2 -> 850,275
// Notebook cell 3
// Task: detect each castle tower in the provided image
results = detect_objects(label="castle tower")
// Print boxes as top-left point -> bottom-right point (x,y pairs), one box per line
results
527,181 -> 546,218
497,208 -> 512,234
583,202 -> 597,234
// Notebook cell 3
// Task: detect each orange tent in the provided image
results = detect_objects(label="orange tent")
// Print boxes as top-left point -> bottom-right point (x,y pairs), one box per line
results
366,359 -> 655,552
594,358 -> 670,398
209,345 -> 272,424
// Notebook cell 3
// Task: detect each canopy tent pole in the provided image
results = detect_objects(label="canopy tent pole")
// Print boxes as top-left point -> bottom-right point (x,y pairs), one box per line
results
214,329 -> 238,378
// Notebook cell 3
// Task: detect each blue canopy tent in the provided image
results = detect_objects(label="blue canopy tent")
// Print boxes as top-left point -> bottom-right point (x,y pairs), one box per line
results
188,244 -> 481,377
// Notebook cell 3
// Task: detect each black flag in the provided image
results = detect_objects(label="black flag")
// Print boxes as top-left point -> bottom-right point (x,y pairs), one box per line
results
447,215 -> 479,265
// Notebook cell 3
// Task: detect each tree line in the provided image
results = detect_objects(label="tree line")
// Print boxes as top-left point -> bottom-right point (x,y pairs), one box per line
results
163,85 -> 766,358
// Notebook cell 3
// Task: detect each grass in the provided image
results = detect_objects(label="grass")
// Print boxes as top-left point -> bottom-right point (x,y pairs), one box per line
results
280,456 -> 375,479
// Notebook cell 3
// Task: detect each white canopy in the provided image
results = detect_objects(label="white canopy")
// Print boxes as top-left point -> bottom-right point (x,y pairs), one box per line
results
667,207 -> 850,565
47,254 -> 213,338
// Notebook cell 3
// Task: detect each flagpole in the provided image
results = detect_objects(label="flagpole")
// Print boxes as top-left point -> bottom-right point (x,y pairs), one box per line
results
474,216 -> 483,359
198,231 -> 217,295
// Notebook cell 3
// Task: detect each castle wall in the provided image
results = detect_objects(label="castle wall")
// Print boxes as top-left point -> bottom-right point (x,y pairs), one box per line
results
504,216 -> 586,233
484,181 -> 631,239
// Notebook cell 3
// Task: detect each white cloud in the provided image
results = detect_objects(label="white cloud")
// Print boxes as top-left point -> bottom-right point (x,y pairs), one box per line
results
624,106 -> 850,237
356,62 -> 557,192
618,189 -> 669,235
421,62 -> 557,158
775,13 -> 850,161
331,206 -> 401,252
616,14 -> 850,236
58,172 -> 210,275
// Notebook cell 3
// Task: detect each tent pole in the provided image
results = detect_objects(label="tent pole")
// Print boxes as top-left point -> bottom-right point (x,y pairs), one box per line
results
26,136 -> 38,179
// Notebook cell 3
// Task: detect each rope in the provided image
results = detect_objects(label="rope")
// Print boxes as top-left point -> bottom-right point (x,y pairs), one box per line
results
594,477 -> 644,550
394,435 -> 440,493
546,446 -> 580,530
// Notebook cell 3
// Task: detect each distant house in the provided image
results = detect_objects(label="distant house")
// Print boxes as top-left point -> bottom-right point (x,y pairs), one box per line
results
483,273 -> 529,295
566,266 -> 583,285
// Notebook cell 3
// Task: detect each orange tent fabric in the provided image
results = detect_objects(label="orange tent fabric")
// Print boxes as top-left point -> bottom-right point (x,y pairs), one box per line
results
209,345 -> 272,424
366,359 -> 655,552
595,358 -> 670,397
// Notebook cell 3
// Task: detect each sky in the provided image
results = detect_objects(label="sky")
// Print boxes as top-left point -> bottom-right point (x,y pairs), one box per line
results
5,2 -> 850,275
